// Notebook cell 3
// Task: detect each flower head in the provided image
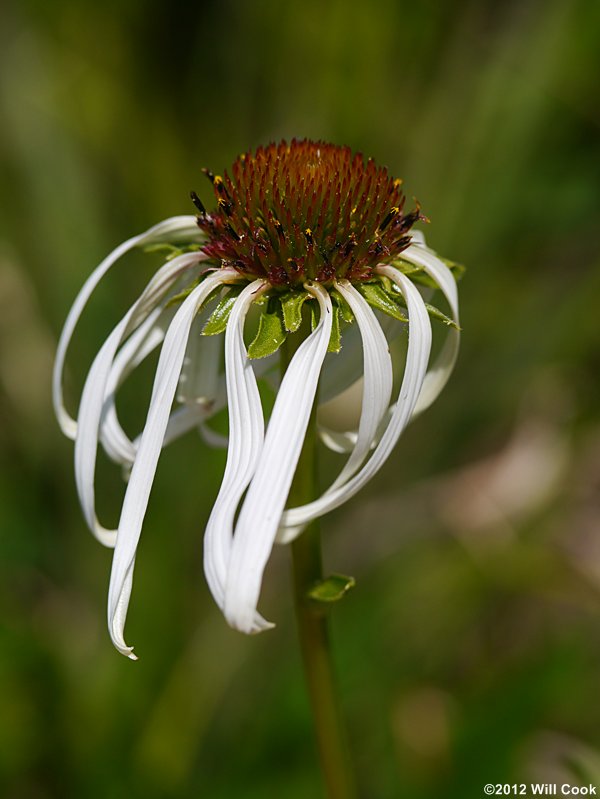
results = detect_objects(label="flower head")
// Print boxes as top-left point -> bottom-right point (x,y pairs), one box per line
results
53,139 -> 461,657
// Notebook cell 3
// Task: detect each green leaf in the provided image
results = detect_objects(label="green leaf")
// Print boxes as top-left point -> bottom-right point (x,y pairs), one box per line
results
202,286 -> 243,335
328,305 -> 342,352
247,304 -> 287,358
307,574 -> 356,603
358,281 -> 408,322
279,290 -> 310,332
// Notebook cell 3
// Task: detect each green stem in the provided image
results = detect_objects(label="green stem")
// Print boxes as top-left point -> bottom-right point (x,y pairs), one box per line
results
282,329 -> 358,799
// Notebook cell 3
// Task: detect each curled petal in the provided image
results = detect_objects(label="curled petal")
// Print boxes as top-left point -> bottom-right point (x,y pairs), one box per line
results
75,253 -> 204,546
123,343 -> 278,462
224,284 -> 333,633
401,244 -> 460,415
202,280 -> 268,619
318,427 -> 358,454
198,423 -> 229,449
279,268 -> 431,539
53,216 -> 202,439
318,310 -> 401,407
177,314 -> 223,408
107,269 -> 239,657
100,308 -> 173,465
327,280 -> 393,490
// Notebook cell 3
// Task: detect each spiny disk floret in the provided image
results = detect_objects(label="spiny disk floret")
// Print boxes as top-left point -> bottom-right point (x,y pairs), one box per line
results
193,139 -> 424,287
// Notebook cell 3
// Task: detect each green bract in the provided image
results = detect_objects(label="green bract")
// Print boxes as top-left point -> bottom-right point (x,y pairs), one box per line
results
202,286 -> 244,335
247,302 -> 287,359
196,270 -> 461,356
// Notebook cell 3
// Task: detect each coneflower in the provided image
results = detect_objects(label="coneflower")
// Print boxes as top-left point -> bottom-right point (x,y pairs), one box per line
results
53,139 -> 460,659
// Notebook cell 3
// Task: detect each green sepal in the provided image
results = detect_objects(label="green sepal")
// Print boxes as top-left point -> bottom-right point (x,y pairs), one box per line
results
441,257 -> 466,281
166,271 -> 224,310
328,305 -> 342,353
247,302 -> 287,359
358,281 -> 408,323
393,256 -> 465,288
307,574 -> 356,604
279,289 -> 311,332
143,242 -> 202,260
202,286 -> 243,335
425,302 -> 461,329
165,279 -> 200,308
330,289 -> 354,324
390,285 -> 460,330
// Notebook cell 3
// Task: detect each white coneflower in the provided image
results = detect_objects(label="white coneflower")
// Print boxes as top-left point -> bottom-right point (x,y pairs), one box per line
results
53,139 -> 460,658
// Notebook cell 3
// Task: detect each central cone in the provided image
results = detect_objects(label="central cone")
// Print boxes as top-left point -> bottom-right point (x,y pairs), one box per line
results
194,139 -> 424,287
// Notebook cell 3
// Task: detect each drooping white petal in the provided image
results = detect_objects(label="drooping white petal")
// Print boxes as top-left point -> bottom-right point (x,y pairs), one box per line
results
177,308 -> 222,408
202,280 -> 268,622
409,229 -> 426,247
400,244 -> 460,415
317,243 -> 459,454
107,269 -> 239,657
53,215 -> 201,439
148,353 -> 278,454
278,269 -> 432,540
103,297 -> 225,465
318,428 -> 357,454
318,310 -> 401,409
74,254 -> 206,546
327,280 -> 393,490
100,308 -> 173,465
224,284 -> 333,633
161,405 -> 207,447
318,323 -> 363,403
198,423 -> 229,449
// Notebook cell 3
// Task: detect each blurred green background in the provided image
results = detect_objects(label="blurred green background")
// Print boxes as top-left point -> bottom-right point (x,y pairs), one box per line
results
1,0 -> 599,797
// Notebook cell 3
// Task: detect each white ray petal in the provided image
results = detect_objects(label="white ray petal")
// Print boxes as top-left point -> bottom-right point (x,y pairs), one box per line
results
74,254 -> 206,546
224,284 -> 333,633
278,269 -> 431,540
142,353 -> 277,455
161,404 -> 209,448
318,310 -> 401,405
202,280 -> 268,620
318,427 -> 358,454
327,280 -> 393,490
100,308 -> 172,465
102,293 -> 225,467
318,323 -> 363,403
409,229 -> 427,247
198,424 -> 229,449
177,314 -> 222,408
107,269 -> 238,657
400,244 -> 460,415
53,215 -> 201,439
